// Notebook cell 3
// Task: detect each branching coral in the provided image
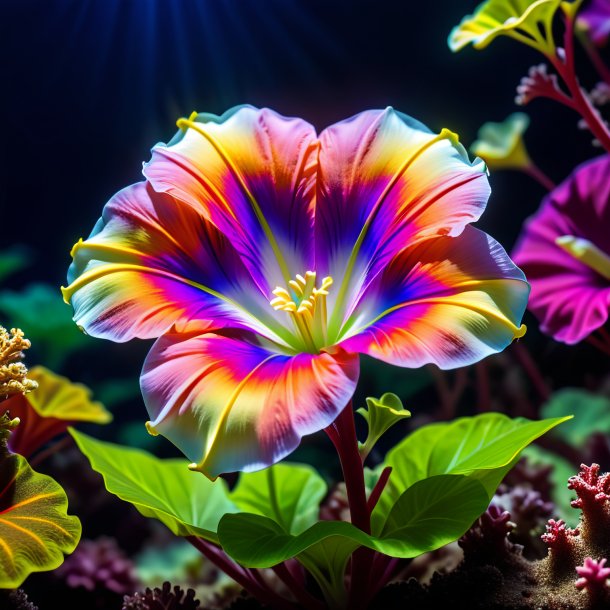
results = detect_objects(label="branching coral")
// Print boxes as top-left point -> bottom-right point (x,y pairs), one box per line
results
122,581 -> 200,610
0,326 -> 36,398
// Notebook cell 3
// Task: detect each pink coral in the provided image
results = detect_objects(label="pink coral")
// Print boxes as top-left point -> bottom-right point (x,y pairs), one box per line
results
541,519 -> 580,550
568,464 -> 610,511
575,557 -> 610,590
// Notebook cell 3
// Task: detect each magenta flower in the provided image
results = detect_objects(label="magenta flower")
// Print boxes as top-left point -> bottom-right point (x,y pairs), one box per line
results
63,106 -> 528,478
577,0 -> 610,46
512,155 -> 610,344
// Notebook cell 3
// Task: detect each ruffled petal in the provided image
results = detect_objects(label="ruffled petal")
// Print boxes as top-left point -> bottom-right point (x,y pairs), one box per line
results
141,330 -> 359,478
143,105 -> 318,294
338,226 -> 529,369
512,156 -> 610,344
63,182 -> 289,344
316,107 -> 489,339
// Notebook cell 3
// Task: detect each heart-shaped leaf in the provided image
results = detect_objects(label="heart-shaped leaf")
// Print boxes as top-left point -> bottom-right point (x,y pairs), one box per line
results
70,430 -> 236,542
230,462 -> 327,534
218,475 -> 488,566
372,413 -> 570,532
0,417 -> 81,588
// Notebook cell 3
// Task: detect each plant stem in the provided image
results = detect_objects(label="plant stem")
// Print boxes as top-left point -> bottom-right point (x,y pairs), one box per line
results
524,163 -> 556,191
579,31 -> 610,86
187,537 -> 297,610
326,402 -> 374,609
326,402 -> 370,534
367,466 -> 392,513
272,563 -> 326,610
548,16 -> 610,154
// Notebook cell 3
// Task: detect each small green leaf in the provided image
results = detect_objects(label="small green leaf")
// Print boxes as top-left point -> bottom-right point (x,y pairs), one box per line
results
230,463 -> 327,534
218,474 -> 487,570
0,415 -> 81,588
357,393 -> 411,460
541,389 -> 610,448
373,413 -> 570,532
70,430 -> 236,542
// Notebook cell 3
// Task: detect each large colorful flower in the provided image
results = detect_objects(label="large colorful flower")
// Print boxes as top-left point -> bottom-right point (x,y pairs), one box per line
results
512,155 -> 610,344
63,106 -> 529,478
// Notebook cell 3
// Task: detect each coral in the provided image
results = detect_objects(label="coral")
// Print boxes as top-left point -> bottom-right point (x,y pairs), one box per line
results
501,457 -> 554,505
0,589 -> 39,610
568,464 -> 610,551
496,486 -> 554,559
57,536 -> 138,595
459,504 -> 522,564
0,326 -> 36,399
122,582 -> 200,610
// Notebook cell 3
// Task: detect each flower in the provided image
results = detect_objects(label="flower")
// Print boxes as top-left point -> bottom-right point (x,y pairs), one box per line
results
577,0 -> 610,46
512,155 -> 610,344
471,113 -> 531,171
63,106 -> 528,478
448,0 -> 562,53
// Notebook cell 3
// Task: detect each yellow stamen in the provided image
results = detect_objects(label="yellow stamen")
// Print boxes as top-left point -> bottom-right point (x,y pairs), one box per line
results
556,235 -> 610,281
270,272 -> 334,353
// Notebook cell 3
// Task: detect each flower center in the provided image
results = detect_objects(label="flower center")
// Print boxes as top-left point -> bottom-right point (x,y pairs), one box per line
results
556,235 -> 610,281
270,271 -> 333,353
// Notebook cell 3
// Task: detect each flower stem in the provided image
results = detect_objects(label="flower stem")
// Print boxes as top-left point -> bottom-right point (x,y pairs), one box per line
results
524,163 -> 556,191
326,402 -> 374,609
548,16 -> 610,154
578,31 -> 610,86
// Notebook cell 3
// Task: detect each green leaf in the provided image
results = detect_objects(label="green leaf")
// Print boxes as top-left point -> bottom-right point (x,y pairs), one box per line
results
357,393 -> 411,460
373,413 -> 570,532
230,463 -> 327,534
70,430 -> 236,542
541,389 -> 610,448
0,415 -> 81,588
218,474 -> 487,566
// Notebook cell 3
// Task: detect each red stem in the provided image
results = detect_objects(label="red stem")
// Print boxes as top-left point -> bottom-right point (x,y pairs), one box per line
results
326,402 -> 374,609
187,537 -> 297,610
524,163 -> 556,191
548,16 -> 610,153
586,333 -> 610,357
367,466 -> 392,514
581,34 -> 610,86
272,563 -> 325,610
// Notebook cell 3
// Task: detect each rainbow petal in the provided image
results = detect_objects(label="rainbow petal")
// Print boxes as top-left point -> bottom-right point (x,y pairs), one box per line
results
140,330 -> 359,479
63,182 -> 287,344
316,108 -> 490,338
143,105 -> 318,293
339,226 -> 529,369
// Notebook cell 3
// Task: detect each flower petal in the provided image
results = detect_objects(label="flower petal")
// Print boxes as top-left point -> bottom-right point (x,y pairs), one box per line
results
63,182 -> 288,344
316,108 -> 489,339
143,105 -> 318,294
512,156 -> 610,343
141,331 -> 359,478
338,226 -> 529,369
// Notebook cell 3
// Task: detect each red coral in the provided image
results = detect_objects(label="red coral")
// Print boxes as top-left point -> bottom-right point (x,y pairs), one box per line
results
541,519 -> 580,549
568,464 -> 610,510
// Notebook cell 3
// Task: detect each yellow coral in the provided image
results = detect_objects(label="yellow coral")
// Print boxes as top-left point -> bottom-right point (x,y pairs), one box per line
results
0,326 -> 37,398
